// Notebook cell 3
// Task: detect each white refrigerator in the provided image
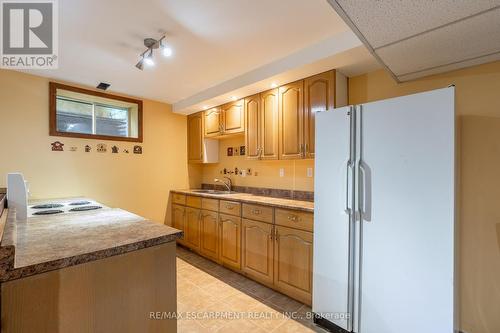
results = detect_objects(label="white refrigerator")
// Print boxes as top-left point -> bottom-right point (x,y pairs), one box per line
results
312,87 -> 456,333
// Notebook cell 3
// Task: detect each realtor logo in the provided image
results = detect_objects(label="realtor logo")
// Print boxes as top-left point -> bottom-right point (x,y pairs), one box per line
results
1,0 -> 58,69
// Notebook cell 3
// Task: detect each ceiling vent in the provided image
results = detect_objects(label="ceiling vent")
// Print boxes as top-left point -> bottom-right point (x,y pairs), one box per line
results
96,82 -> 110,90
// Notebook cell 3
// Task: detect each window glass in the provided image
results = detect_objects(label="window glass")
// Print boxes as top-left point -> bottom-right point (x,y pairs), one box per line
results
56,97 -> 93,134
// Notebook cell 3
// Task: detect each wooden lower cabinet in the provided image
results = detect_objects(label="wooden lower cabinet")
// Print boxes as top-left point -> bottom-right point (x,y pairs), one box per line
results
219,213 -> 241,270
172,204 -> 186,244
200,210 -> 219,261
171,192 -> 314,305
274,225 -> 313,305
185,207 -> 201,251
242,219 -> 274,285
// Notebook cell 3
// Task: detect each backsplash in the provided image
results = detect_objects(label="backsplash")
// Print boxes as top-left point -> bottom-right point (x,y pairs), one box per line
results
199,136 -> 315,193
201,183 -> 314,202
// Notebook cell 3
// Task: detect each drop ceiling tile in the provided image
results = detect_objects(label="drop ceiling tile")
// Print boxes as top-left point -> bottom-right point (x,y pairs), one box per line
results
397,52 -> 500,81
375,8 -> 500,77
334,0 -> 500,48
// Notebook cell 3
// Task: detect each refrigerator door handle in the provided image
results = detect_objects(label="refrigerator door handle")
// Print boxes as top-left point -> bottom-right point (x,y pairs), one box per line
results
345,160 -> 352,215
359,162 -> 372,222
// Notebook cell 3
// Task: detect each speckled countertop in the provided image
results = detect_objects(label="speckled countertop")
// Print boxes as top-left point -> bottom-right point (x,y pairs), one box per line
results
0,199 -> 182,282
171,189 -> 314,213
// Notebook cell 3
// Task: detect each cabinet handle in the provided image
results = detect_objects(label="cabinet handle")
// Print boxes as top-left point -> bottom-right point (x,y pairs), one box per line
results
251,209 -> 261,215
225,205 -> 234,210
258,147 -> 263,159
275,230 -> 279,242
304,143 -> 309,155
287,215 -> 298,222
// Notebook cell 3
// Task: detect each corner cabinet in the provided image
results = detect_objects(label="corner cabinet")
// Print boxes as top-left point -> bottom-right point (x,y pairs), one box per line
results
187,112 -> 204,162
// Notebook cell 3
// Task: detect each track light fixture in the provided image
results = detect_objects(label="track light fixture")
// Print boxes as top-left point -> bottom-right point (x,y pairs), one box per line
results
135,35 -> 172,70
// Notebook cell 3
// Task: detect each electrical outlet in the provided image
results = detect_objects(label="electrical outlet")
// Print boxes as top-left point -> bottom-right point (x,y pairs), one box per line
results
307,167 -> 313,177
241,169 -> 247,177
279,168 -> 285,177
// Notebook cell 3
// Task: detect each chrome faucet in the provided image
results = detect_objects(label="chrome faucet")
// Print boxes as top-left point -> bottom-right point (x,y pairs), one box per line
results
214,176 -> 232,192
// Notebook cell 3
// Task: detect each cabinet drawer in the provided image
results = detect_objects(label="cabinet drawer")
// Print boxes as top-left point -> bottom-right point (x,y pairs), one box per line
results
186,195 -> 202,208
201,198 -> 219,211
242,204 -> 273,223
172,193 -> 186,205
275,209 -> 313,232
219,200 -> 241,216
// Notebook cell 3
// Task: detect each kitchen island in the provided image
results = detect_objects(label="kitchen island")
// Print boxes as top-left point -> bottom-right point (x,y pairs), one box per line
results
0,198 -> 182,333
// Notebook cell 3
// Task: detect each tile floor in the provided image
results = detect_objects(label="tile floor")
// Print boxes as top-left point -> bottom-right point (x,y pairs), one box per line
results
176,245 -> 328,333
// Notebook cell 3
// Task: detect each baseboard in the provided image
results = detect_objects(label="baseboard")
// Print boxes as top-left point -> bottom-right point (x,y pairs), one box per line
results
313,314 -> 349,333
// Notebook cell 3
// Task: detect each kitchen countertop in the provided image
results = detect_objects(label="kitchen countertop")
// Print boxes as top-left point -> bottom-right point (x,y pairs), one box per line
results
0,198 -> 182,282
171,189 -> 314,213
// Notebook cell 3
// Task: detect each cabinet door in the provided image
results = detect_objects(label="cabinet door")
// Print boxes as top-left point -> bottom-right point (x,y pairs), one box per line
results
244,94 -> 261,159
221,99 -> 244,134
204,107 -> 221,137
185,207 -> 201,251
304,71 -> 335,159
260,88 -> 279,160
200,210 -> 219,261
274,225 -> 313,305
172,204 -> 186,244
242,219 -> 274,285
279,80 -> 304,160
187,112 -> 204,162
219,213 -> 241,270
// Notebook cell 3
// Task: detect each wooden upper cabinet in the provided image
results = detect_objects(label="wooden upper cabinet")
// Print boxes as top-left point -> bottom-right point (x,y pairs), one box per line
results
279,80 -> 304,160
274,225 -> 313,305
244,94 -> 261,159
304,70 -> 335,159
242,219 -> 274,285
260,89 -> 279,160
188,112 -> 203,162
204,107 -> 221,137
221,99 -> 244,134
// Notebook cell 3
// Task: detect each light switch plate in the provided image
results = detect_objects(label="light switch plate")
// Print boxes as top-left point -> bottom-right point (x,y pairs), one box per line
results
279,168 -> 284,177
307,167 -> 313,177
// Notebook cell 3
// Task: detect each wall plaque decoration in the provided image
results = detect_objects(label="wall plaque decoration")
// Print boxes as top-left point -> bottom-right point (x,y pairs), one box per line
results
96,144 -> 107,153
111,146 -> 119,153
227,147 -> 233,156
133,145 -> 142,154
84,145 -> 91,152
123,149 -> 129,154
69,146 -> 78,152
240,146 -> 246,156
51,141 -> 64,151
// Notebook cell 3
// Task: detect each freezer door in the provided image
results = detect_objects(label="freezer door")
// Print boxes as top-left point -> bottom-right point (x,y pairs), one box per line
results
357,88 -> 455,333
313,106 -> 354,330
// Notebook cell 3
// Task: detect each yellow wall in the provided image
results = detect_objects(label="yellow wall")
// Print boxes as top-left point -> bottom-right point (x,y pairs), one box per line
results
349,61 -> 500,333
0,69 -> 191,224
200,136 -> 314,191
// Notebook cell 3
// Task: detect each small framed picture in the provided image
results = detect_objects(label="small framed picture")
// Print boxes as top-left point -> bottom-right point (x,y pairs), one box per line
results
227,147 -> 233,156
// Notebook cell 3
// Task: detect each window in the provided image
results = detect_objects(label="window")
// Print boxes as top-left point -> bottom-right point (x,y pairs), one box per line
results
50,82 -> 142,142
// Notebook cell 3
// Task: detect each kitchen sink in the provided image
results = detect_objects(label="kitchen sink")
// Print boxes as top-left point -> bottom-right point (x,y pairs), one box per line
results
191,189 -> 236,195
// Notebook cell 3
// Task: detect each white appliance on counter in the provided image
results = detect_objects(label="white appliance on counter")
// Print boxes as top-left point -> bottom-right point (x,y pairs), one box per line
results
7,173 -> 29,219
313,88 -> 456,333
7,173 -> 106,218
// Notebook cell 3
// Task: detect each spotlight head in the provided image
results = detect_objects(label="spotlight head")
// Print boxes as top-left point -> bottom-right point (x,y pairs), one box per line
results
135,59 -> 144,70
144,50 -> 154,66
